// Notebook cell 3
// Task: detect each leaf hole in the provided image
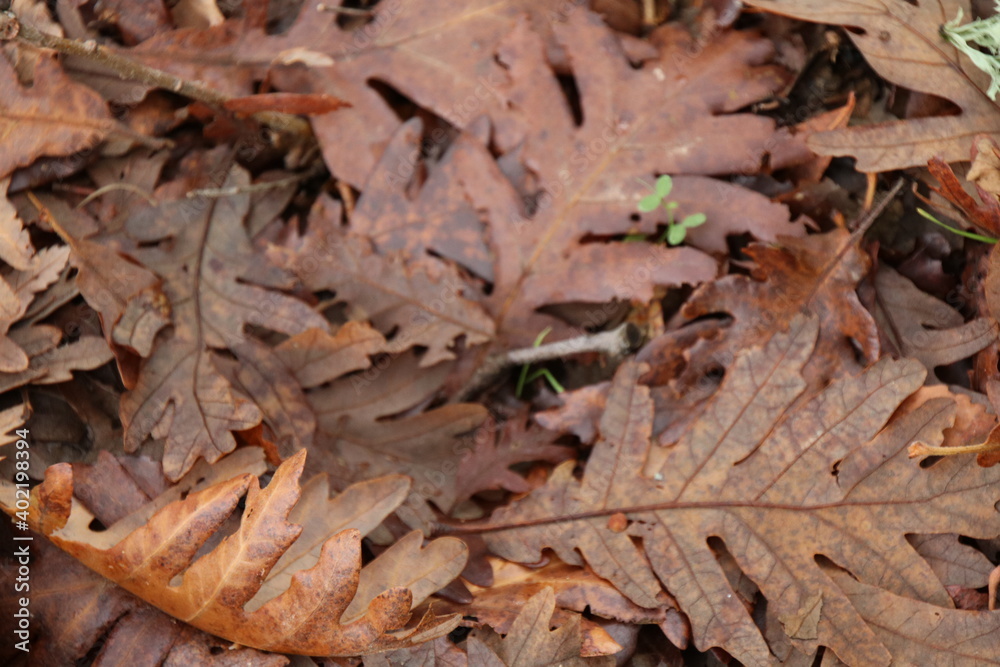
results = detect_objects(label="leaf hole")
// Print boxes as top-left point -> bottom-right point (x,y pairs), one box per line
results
555,73 -> 584,127
919,455 -> 942,469
332,0 -> 380,29
366,78 -> 419,123
88,517 -> 108,532
448,625 -> 472,643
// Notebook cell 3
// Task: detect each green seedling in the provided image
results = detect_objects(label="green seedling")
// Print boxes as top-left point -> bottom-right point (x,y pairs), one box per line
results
917,208 -> 998,244
515,327 -> 565,397
634,175 -> 707,246
941,2 -> 1000,100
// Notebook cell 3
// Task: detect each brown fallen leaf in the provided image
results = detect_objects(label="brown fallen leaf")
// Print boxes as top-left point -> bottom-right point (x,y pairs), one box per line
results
223,92 -> 350,116
0,449 -> 466,656
872,265 -> 997,373
624,228 -> 881,449
825,564 -> 1000,662
452,415 -> 573,507
436,555 -> 679,643
474,316 -> 1000,665
364,636 -> 469,667
466,587 -> 616,666
274,323 -> 385,390
273,193 -> 495,368
907,533 -> 995,589
0,183 -> 70,373
435,11 -> 802,345
744,0 -> 1000,172
301,350 -> 488,521
926,148 -> 1000,239
0,54 -> 113,180
48,216 -> 170,360
110,148 -> 328,479
969,135 -> 1000,199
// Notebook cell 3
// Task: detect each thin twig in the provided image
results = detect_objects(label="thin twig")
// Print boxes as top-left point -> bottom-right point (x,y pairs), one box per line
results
77,182 -> 158,208
456,323 -> 641,402
187,165 -> 321,198
0,11 -> 313,141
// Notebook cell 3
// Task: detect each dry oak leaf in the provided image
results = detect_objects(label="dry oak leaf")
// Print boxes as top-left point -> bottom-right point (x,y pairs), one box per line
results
53,221 -> 169,361
273,192 -> 494,367
0,535 -> 286,666
0,54 -> 112,180
114,149 -> 327,480
300,349 -> 488,520
434,555 -> 684,652
466,587 -> 616,666
0,182 -> 69,373
454,11 -> 800,346
109,0 -> 575,184
925,142 -> 1000,239
824,565 -> 1000,663
744,0 -> 1000,172
643,228 -> 880,405
364,636 -> 469,667
0,449 -> 467,656
480,316 -> 1000,665
873,265 -> 997,373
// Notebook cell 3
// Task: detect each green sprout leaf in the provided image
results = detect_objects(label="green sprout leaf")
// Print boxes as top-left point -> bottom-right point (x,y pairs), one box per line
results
527,368 -> 565,394
680,213 -> 707,228
638,194 -> 663,212
516,327 -> 555,397
655,174 -> 673,198
667,224 -> 686,246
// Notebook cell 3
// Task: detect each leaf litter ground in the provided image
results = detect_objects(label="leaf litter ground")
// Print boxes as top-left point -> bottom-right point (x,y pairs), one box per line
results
2,0 -> 1000,665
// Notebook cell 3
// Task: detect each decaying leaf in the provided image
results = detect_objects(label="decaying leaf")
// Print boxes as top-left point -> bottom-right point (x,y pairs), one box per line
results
434,554 -> 684,654
466,587 -> 616,666
111,148 -> 328,479
424,11 -> 802,345
273,193 -> 494,367
652,228 -> 880,398
481,316 -> 1000,664
0,449 -> 467,656
744,0 -> 1000,172
873,265 -> 997,373
301,349 -> 488,521
0,55 -> 113,180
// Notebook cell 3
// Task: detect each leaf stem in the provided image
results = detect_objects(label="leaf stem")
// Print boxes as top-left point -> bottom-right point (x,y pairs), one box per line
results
907,439 -> 1000,458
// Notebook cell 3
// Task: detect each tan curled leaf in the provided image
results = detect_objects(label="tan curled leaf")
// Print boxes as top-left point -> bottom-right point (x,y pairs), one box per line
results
483,316 -> 1000,665
0,450 -> 466,656
744,0 -> 1000,172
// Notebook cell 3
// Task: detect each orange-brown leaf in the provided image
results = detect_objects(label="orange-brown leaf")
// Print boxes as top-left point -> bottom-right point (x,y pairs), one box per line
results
1,449 -> 466,656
